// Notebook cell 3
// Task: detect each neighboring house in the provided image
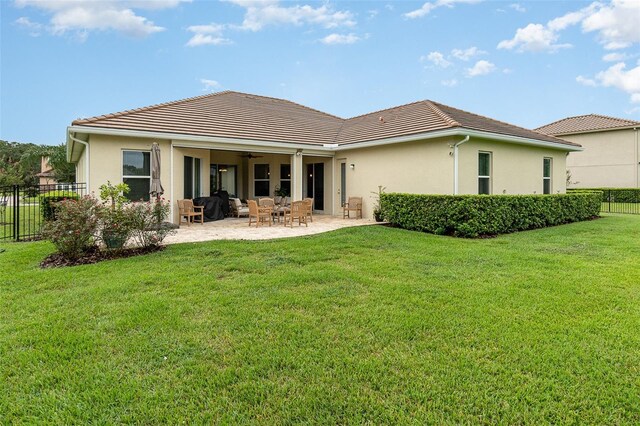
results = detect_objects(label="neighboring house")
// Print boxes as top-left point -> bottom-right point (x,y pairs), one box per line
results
536,114 -> 640,189
36,156 -> 57,189
66,91 -> 580,221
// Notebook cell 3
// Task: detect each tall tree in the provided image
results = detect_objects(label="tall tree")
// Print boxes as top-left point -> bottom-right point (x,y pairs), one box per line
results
47,144 -> 76,183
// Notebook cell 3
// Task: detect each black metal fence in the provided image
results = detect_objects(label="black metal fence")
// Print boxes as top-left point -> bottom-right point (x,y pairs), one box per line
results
0,183 -> 87,242
598,189 -> 640,215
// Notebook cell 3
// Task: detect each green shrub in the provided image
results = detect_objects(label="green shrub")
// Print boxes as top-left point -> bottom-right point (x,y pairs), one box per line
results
128,199 -> 176,248
568,188 -> 640,203
380,192 -> 602,238
40,196 -> 100,259
40,190 -> 80,220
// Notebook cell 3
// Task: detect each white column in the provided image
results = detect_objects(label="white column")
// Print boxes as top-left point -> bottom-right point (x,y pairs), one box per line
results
292,152 -> 303,201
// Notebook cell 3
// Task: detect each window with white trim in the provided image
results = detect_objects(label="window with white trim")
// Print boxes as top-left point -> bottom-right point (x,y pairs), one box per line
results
254,164 -> 270,197
478,152 -> 491,195
184,156 -> 201,199
279,164 -> 291,196
123,150 -> 151,201
543,157 -> 552,194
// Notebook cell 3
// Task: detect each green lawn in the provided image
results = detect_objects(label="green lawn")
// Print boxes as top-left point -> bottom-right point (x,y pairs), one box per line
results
1,215 -> 639,423
0,205 -> 42,240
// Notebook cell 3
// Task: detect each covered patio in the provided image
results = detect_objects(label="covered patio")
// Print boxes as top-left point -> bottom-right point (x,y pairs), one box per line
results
165,215 -> 376,243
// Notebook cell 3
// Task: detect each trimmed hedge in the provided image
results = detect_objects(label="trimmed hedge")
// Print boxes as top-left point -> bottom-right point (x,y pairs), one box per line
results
40,190 -> 80,220
568,188 -> 640,203
380,192 -> 602,238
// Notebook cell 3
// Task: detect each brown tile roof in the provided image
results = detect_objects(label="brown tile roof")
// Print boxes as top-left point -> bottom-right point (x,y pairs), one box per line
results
72,90 -> 578,148
536,114 -> 640,135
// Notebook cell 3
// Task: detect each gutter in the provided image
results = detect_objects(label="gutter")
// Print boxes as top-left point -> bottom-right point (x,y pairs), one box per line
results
67,130 -> 90,190
635,127 -> 639,188
68,125 -> 583,154
453,135 -> 470,195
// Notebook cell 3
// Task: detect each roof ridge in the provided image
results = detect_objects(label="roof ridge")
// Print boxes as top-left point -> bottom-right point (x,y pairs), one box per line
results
424,100 -> 460,127
345,99 -> 427,121
225,90 -> 345,120
432,100 -> 574,145
73,91 -> 232,124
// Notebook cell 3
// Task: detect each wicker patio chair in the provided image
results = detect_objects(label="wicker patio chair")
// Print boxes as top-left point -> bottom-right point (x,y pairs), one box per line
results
178,199 -> 204,226
343,196 -> 363,219
248,200 -> 272,227
230,198 -> 250,218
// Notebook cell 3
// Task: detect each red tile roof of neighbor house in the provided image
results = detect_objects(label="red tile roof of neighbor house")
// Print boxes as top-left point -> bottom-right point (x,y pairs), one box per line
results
72,91 -> 579,148
536,114 -> 640,135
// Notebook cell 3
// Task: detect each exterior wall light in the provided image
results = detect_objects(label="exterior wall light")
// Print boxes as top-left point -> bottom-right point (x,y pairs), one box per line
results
350,163 -> 355,170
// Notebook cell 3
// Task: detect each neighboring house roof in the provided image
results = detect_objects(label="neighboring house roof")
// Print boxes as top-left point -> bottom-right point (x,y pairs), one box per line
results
72,90 -> 578,148
536,114 -> 640,135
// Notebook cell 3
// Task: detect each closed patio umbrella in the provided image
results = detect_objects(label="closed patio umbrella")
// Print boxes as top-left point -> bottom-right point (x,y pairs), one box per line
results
149,142 -> 164,199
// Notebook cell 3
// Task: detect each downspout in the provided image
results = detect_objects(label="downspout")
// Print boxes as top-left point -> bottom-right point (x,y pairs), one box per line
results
68,131 -> 90,191
170,142 -> 175,223
453,135 -> 470,195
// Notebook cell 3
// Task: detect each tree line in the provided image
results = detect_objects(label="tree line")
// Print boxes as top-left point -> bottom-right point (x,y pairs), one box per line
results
0,140 -> 76,187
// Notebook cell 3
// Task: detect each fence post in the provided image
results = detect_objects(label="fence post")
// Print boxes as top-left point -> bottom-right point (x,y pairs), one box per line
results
608,189 -> 611,214
12,185 -> 19,242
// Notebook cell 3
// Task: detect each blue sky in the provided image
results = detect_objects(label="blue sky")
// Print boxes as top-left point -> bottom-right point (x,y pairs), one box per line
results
1,0 -> 639,146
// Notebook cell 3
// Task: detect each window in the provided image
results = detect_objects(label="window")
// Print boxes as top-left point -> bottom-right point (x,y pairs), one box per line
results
279,164 -> 291,196
478,152 -> 491,195
184,156 -> 201,199
254,164 -> 270,197
123,150 -> 150,201
543,157 -> 552,194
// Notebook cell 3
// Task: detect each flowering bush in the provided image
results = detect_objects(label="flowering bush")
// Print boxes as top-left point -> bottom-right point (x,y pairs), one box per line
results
128,198 -> 176,248
41,196 -> 100,259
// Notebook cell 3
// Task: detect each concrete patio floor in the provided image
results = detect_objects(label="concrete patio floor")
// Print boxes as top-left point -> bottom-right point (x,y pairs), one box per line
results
164,215 -> 378,244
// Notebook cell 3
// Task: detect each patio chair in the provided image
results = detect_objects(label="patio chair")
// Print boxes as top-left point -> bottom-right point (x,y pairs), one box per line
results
248,200 -> 272,227
284,200 -> 308,227
259,197 -> 277,222
303,197 -> 314,222
230,198 -> 250,218
343,196 -> 363,219
178,199 -> 204,226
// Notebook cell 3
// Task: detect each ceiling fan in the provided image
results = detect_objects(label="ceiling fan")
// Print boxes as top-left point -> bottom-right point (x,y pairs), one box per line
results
238,152 -> 264,159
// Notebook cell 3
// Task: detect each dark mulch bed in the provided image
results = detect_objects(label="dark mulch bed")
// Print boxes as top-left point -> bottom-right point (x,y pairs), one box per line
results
41,245 -> 165,269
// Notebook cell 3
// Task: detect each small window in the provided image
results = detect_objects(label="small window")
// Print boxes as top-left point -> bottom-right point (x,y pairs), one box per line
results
254,164 -> 270,197
478,152 -> 491,195
279,164 -> 291,196
543,158 -> 552,194
123,150 -> 150,201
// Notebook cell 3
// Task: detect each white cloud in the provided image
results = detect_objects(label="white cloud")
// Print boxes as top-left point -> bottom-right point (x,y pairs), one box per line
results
421,51 -> 452,67
576,61 -> 640,103
497,23 -> 572,52
602,52 -> 628,62
405,0 -> 482,19
576,75 -> 597,87
582,0 -> 640,50
186,24 -> 232,46
224,0 -> 355,31
441,79 -> 458,87
499,1 -> 640,53
466,60 -> 496,77
14,0 -> 189,39
320,33 -> 361,45
509,3 -> 526,13
595,62 -> 640,102
15,16 -> 44,36
201,79 -> 220,91
451,46 -> 485,61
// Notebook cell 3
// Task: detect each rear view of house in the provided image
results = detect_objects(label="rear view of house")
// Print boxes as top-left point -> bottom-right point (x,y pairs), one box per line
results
537,114 -> 640,189
66,91 -> 580,221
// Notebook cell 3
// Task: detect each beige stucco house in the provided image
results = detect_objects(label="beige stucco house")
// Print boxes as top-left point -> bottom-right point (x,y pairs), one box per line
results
66,91 -> 580,222
537,114 -> 640,189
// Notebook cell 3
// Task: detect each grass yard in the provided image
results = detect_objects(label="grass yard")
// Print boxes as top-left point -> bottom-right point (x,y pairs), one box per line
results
0,205 -> 42,240
1,215 -> 639,423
